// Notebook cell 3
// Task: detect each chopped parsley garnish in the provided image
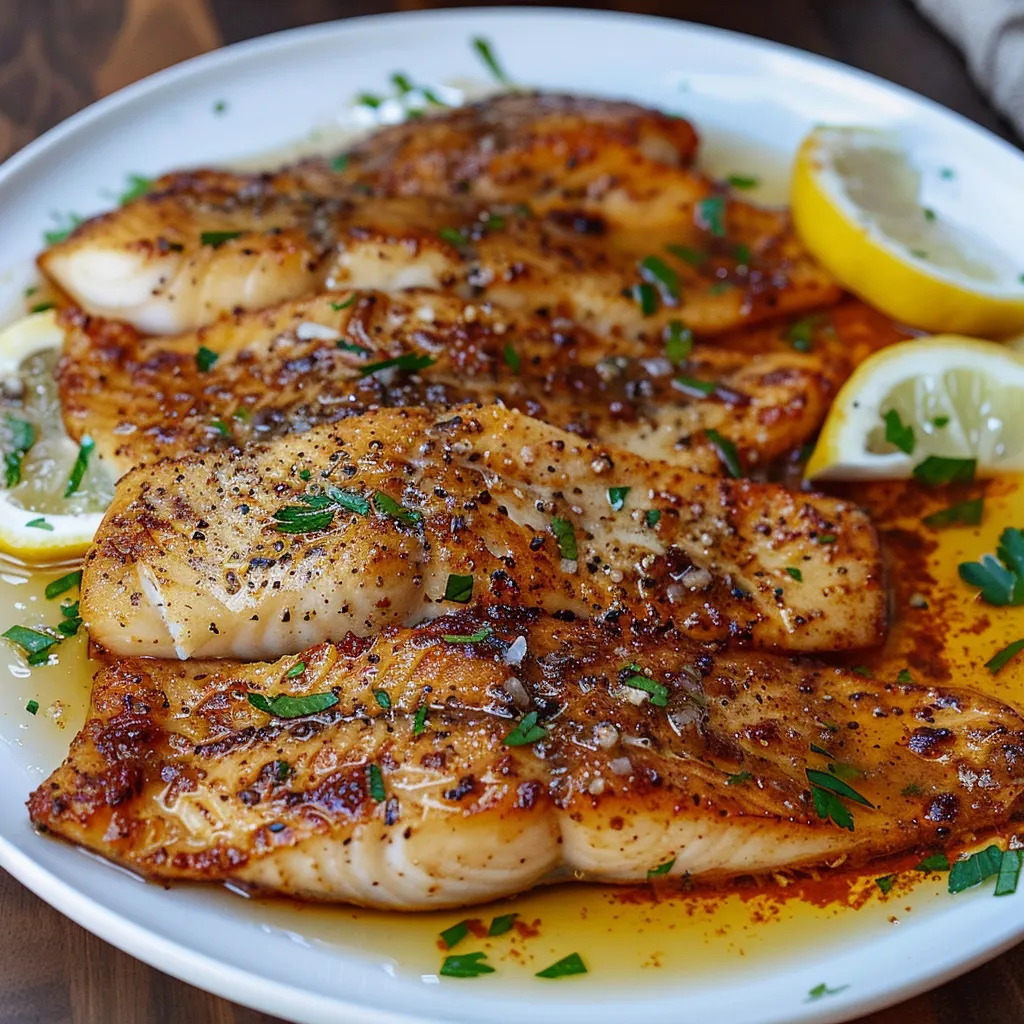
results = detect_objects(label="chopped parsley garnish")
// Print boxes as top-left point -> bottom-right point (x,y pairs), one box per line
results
733,243 -> 751,265
330,154 -> 349,173
607,486 -> 631,512
503,342 -> 521,374
912,455 -> 976,486
645,509 -> 661,527
784,317 -> 821,352
851,665 -> 874,678
472,37 -> 512,87
923,497 -> 983,529
30,302 -> 55,314
695,196 -> 726,237
551,516 -> 578,561
623,666 -> 669,707
285,662 -> 306,679
357,92 -> 383,109
996,850 -> 1023,896
875,875 -> 896,894
373,491 -> 422,526
438,226 -> 469,249
443,573 -> 474,604
273,486 -> 370,533
44,213 -> 82,246
440,920 -> 469,949
45,571 -> 81,601
413,705 -> 428,735
806,984 -> 848,1002
488,913 -> 517,936
948,845 -> 1003,893
958,527 -> 1024,605
25,700 -> 39,715
674,376 -> 717,398
666,243 -> 706,267
705,428 -> 742,477
664,320 -> 693,363
817,533 -> 837,544
638,256 -> 680,303
213,100 -> 227,114
883,409 -> 915,454
707,281 -> 733,295
442,627 -> 492,644
785,566 -> 803,582
118,174 -> 153,205
536,953 -> 587,979
25,518 -> 52,531
330,295 -> 357,312
940,167 -> 955,179
210,419 -> 231,438
336,339 -> 372,358
359,352 -> 435,377
630,282 -> 659,316
195,346 -> 219,372
367,763 -> 386,802
933,415 -> 950,427
199,230 -> 243,248
647,858 -> 675,878
901,782 -> 924,797
247,691 -> 339,718
806,768 -> 873,832
726,174 -> 759,190
440,951 -> 495,978
503,710 -> 548,747
63,436 -> 95,497
725,771 -> 753,785
4,415 -> 35,487
299,469 -> 312,481
897,668 -> 913,684
985,638 -> 1024,674
2,625 -> 60,665
915,852 -> 950,872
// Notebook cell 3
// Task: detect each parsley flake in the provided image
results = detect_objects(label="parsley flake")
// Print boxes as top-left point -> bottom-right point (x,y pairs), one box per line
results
695,196 -> 726,237
247,691 -> 339,719
883,409 -> 915,454
607,486 -> 631,512
807,983 -> 849,1002
503,711 -> 548,747
785,566 -> 803,582
195,346 -> 219,372
725,771 -> 753,785
64,436 -> 95,497
503,342 -> 521,374
959,527 -> 1024,605
705,428 -> 742,477
923,497 -> 983,528
551,516 -> 578,561
472,37 -> 512,87
726,174 -> 760,190
948,845 -> 1003,893
4,415 -> 35,488
623,666 -> 669,707
915,852 -> 950,873
440,920 -> 469,949
373,491 -> 421,526
875,875 -> 896,894
118,174 -> 153,205
664,320 -> 693,363
631,282 -> 659,316
413,705 -> 428,735
25,518 -> 52,531
442,626 -> 492,644
536,953 -> 587,979
443,573 -> 474,604
986,638 -> 1024,674
359,352 -> 435,377
367,763 -> 386,802
638,256 -> 680,303
440,951 -> 495,978
913,456 -> 976,486
645,509 -> 661,527
25,700 -> 39,715
666,243 -> 706,267
488,913 -> 517,936
647,857 -> 675,878
199,230 -> 243,248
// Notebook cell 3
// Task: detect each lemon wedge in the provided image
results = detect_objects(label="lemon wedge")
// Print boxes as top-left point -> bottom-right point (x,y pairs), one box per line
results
792,126 -> 1024,337
0,310 -> 107,564
805,335 -> 1024,481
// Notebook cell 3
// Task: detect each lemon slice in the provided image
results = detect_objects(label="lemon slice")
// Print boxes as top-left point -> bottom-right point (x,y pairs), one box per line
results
805,335 -> 1024,481
792,126 -> 1024,337
0,311 -> 107,564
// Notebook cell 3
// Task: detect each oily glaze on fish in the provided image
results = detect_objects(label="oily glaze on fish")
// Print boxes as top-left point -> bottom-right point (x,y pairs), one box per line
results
58,290 -> 852,477
41,188 -> 838,338
28,611 -> 1024,908
80,405 -> 885,659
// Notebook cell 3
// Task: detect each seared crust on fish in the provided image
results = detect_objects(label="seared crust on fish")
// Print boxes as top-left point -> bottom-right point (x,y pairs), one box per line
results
80,405 -> 885,659
28,611 -> 1024,908
57,290 -> 851,477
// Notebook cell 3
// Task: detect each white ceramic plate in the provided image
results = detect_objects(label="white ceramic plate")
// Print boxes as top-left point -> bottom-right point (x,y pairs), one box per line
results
3,8 -> 1024,1023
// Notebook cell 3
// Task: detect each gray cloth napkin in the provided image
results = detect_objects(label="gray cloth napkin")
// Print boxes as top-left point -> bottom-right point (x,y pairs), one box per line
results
915,0 -> 1024,133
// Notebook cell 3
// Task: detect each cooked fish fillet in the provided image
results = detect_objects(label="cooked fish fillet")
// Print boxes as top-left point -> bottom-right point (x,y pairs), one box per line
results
40,92 -> 837,335
29,612 -> 1024,908
41,186 -> 838,339
80,404 -> 885,659
58,290 -> 851,477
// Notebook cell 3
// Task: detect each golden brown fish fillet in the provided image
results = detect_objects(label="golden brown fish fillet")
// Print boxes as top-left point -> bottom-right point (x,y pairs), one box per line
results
41,187 -> 838,338
80,405 -> 885,659
29,612 -> 1024,908
58,290 -> 851,477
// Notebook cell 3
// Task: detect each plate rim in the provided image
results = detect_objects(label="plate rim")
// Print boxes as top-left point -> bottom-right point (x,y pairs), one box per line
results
2,7 -> 1023,1023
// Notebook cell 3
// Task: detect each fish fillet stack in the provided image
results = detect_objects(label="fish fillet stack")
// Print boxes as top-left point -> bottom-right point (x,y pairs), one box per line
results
27,93 -> 1024,909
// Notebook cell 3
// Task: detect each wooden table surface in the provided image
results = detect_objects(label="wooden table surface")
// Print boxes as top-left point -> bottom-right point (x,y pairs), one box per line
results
0,1 -> 1018,1022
